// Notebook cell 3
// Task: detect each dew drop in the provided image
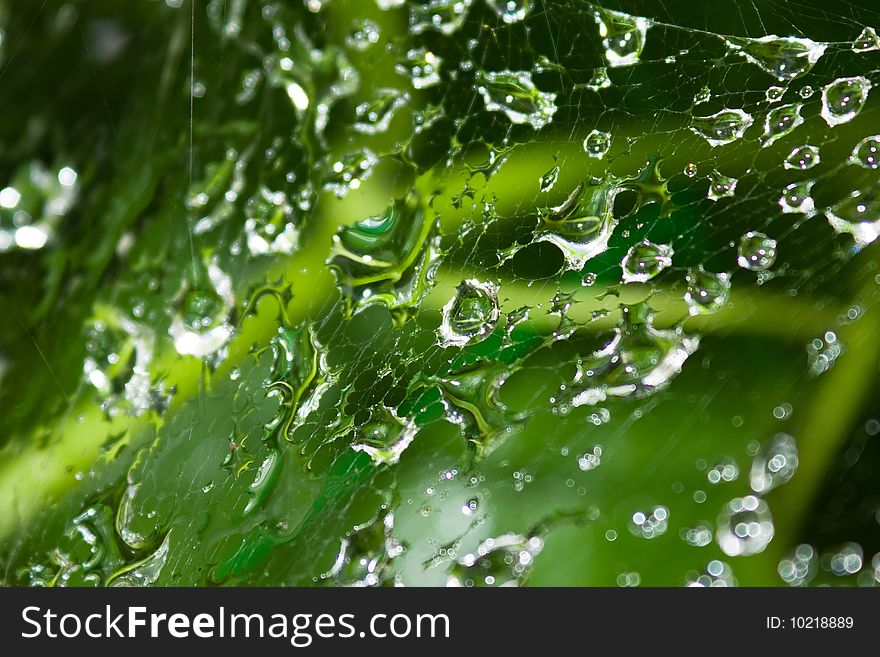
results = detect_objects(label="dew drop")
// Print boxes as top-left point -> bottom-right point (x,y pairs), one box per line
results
784,144 -> 820,170
779,180 -> 815,215
683,162 -> 698,177
583,129 -> 611,159
354,88 -> 409,134
410,0 -> 473,35
448,534 -> 543,587
620,239 -> 673,283
737,231 -> 777,271
476,69 -> 557,130
690,109 -> 754,147
685,266 -> 731,315
853,26 -> 880,53
761,103 -> 804,147
693,86 -> 711,105
725,35 -> 826,81
750,433 -> 799,494
586,67 -> 611,91
539,165 -> 560,192
716,495 -> 774,557
826,187 -> 880,245
820,76 -> 872,127
707,170 -> 737,201
765,86 -> 785,103
396,48 -> 443,89
629,506 -> 669,539
593,9 -> 650,68
351,406 -> 418,465
850,135 -> 880,170
778,544 -> 817,586
439,279 -> 500,347
485,0 -> 532,24
323,149 -> 379,198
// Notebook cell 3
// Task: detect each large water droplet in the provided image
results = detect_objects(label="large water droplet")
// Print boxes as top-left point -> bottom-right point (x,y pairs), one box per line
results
108,533 -> 172,587
725,35 -> 826,81
853,26 -> 880,52
761,103 -> 804,147
850,135 -> 880,169
820,76 -> 872,127
169,263 -> 234,359
476,69 -> 557,130
571,302 -> 699,405
593,9 -> 650,68
439,279 -> 500,346
784,145 -> 820,170
535,178 -> 619,272
620,239 -> 673,283
765,86 -> 785,103
751,433 -> 799,494
737,231 -> 777,271
707,170 -> 737,201
583,129 -> 611,159
690,109 -> 754,147
329,192 -> 440,321
485,0 -> 532,24
685,267 -> 731,315
826,186 -> 880,245
779,180 -> 815,215
716,495 -> 774,557
351,406 -> 418,465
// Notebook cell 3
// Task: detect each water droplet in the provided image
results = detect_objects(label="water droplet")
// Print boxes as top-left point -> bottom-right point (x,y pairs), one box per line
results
778,544 -> 817,586
682,525 -> 713,547
244,186 -> 299,256
725,35 -> 826,81
536,178 -> 619,271
820,76 -> 872,127
396,48 -> 443,89
693,86 -> 711,105
448,534 -> 543,587
323,148 -> 379,197
716,495 -> 774,557
799,85 -> 814,99
583,129 -> 611,159
683,162 -> 698,177
850,135 -> 880,169
707,170 -> 737,201
593,9 -> 651,68
807,330 -> 843,376
439,279 -> 500,347
539,165 -> 560,192
354,88 -> 409,134
620,239 -> 673,283
765,86 -> 785,103
751,433 -> 799,493
687,560 -> 737,587
485,0 -> 532,24
853,26 -> 880,52
329,192 -> 440,321
737,231 -> 777,271
577,445 -> 603,471
410,0 -> 473,35
761,103 -> 804,147
323,510 -> 403,586
476,69 -> 557,130
351,406 -> 418,465
345,20 -> 380,50
826,186 -> 880,245
784,144 -> 820,170
707,459 -> 740,484
690,109 -> 754,147
685,267 -> 731,315
779,180 -> 815,215
586,67 -> 611,91
170,263 -> 234,359
629,506 -> 669,539
108,533 -> 171,587
571,302 -> 699,405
